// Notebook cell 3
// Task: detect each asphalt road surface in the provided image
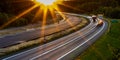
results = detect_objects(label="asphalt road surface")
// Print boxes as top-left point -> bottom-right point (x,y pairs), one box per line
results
2,13 -> 108,60
0,14 -> 82,48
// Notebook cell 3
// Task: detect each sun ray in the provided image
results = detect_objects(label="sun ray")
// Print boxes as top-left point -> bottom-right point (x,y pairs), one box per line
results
72,25 -> 105,60
49,6 -> 61,32
36,0 -> 56,5
32,7 -> 43,23
41,7 -> 48,38
54,5 -> 74,27
0,4 -> 38,29
59,3 -> 84,12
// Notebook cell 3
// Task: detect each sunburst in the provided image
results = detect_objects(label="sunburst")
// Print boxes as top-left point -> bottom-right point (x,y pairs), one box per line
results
36,0 -> 56,6
0,0 -> 82,37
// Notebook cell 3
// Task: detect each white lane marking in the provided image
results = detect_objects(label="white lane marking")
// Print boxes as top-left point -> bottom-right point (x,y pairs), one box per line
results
30,24 -> 96,60
2,14 -> 93,60
57,22 -> 106,60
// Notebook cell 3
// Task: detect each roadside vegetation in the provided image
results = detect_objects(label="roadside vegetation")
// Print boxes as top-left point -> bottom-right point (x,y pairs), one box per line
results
59,0 -> 120,19
1,0 -> 120,59
0,17 -> 89,58
0,12 -> 62,29
0,0 -> 120,29
75,19 -> 120,60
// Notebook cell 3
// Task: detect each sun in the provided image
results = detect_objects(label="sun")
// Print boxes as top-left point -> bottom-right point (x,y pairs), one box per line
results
36,0 -> 56,6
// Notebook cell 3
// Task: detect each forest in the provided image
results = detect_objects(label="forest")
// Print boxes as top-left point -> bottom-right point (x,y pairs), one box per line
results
60,0 -> 120,18
0,0 -> 120,28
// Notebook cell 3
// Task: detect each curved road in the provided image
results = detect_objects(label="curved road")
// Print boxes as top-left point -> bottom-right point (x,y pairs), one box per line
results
0,15 -> 82,48
2,13 -> 108,60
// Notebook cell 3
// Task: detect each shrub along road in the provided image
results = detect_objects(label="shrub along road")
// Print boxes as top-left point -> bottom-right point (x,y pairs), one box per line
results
2,14 -> 108,60
0,14 -> 82,48
75,19 -> 120,60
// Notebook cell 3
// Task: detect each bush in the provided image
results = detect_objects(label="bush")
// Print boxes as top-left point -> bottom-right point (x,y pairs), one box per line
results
0,17 -> 88,58
0,12 -> 9,25
96,7 -> 120,19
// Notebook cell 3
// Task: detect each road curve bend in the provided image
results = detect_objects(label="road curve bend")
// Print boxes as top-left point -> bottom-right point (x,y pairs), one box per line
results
2,13 -> 108,60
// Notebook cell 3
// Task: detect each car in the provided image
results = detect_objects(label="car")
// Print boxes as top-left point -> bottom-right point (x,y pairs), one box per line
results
97,19 -> 103,26
92,15 -> 97,22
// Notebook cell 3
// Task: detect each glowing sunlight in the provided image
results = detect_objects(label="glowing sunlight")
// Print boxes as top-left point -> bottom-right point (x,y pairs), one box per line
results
36,0 -> 56,5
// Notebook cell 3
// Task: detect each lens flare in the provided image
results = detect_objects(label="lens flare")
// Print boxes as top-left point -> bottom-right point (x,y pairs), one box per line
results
36,0 -> 56,5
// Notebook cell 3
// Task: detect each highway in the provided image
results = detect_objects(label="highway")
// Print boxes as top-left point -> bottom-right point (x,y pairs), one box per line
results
0,15 -> 82,48
2,13 -> 108,60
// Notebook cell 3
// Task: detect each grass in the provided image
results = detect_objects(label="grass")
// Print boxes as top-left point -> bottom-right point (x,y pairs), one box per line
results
0,17 -> 89,58
75,19 -> 120,60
